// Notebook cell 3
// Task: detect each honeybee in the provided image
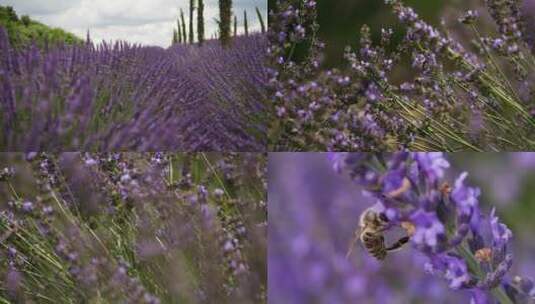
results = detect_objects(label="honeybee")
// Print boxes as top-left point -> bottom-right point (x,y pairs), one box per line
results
346,207 -> 410,261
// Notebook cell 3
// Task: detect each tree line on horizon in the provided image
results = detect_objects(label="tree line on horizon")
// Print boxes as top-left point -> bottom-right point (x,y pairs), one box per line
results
172,0 -> 266,47
0,5 -> 82,49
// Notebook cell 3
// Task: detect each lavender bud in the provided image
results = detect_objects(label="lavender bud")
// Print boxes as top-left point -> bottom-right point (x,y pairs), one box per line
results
213,188 -> 224,198
21,201 -> 34,213
0,167 -> 15,181
459,10 -> 479,24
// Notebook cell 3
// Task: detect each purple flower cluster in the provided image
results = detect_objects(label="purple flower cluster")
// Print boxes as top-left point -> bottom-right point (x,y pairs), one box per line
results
268,1 -> 396,151
269,0 -> 535,151
331,152 -> 534,303
0,29 -> 267,151
269,153 -> 470,303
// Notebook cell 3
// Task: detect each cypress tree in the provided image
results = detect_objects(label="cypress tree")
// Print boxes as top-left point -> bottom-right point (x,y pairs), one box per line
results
178,27 -> 182,43
180,9 -> 187,44
172,29 -> 178,44
177,17 -> 182,43
233,15 -> 237,37
243,10 -> 248,37
189,0 -> 195,44
218,0 -> 232,46
197,0 -> 204,44
86,29 -> 91,45
255,7 -> 265,34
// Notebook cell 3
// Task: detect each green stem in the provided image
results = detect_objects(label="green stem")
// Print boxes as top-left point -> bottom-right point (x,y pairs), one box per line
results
6,181 -> 20,200
169,155 -> 174,185
490,286 -> 514,304
457,245 -> 514,304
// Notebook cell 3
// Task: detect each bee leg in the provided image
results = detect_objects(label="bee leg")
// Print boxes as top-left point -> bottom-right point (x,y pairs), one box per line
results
379,212 -> 389,223
385,236 -> 410,252
346,229 -> 360,259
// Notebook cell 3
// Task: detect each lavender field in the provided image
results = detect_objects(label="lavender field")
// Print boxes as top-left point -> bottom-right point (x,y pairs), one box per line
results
269,0 -> 535,151
269,152 -> 535,303
0,152 -> 266,303
0,30 -> 267,151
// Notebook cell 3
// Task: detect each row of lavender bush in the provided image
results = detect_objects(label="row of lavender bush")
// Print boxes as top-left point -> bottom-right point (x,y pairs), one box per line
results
0,29 -> 267,151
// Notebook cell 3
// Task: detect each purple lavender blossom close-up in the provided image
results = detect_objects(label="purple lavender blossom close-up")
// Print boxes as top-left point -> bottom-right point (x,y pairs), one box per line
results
0,152 -> 267,303
268,152 -> 535,303
268,0 -> 535,151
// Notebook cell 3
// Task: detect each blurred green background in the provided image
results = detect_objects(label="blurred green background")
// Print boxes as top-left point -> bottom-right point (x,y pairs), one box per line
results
450,154 -> 535,233
269,0 -> 477,67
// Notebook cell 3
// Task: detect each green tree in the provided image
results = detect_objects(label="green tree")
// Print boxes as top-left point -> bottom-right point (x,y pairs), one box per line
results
0,5 -> 82,48
180,9 -> 187,44
5,6 -> 18,22
255,7 -> 265,34
177,21 -> 182,43
172,28 -> 177,44
243,10 -> 248,37
189,0 -> 195,44
234,15 -> 237,37
197,0 -> 204,44
218,0 -> 232,46
21,15 -> 30,27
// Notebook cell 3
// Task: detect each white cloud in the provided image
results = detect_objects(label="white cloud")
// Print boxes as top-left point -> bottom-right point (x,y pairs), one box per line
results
0,0 -> 267,47
0,0 -> 78,15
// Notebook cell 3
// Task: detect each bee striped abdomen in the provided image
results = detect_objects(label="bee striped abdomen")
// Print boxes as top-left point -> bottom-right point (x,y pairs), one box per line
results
361,231 -> 387,260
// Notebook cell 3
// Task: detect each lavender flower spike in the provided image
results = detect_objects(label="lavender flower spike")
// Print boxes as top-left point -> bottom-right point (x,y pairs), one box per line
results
331,153 -> 530,304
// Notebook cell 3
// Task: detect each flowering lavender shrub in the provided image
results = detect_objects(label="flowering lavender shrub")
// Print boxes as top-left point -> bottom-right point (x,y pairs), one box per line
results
0,29 -> 268,151
269,152 -> 535,303
268,0 -> 535,151
0,152 -> 266,303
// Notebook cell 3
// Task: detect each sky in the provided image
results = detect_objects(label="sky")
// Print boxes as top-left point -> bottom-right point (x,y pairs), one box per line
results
0,0 -> 267,47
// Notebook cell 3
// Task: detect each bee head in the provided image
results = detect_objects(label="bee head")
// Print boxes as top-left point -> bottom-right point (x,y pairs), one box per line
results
360,208 -> 389,229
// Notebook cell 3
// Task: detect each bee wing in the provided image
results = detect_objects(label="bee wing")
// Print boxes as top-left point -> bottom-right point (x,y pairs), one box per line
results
345,228 -> 360,259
